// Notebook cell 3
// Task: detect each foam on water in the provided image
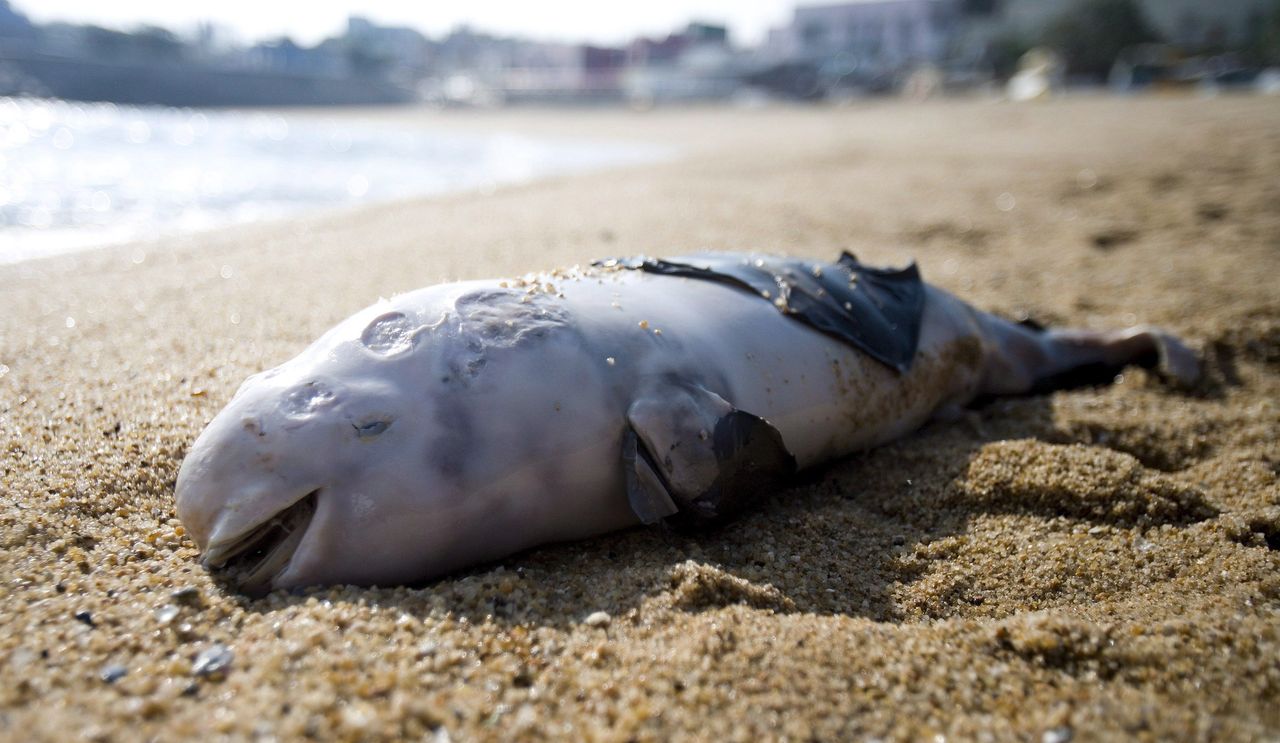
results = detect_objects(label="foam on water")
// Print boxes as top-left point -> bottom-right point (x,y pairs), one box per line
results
0,97 -> 666,264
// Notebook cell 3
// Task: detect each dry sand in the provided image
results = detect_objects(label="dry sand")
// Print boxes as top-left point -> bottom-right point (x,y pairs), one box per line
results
1,96 -> 1278,741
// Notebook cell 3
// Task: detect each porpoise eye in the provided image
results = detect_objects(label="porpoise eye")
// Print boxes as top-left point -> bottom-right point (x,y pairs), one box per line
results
354,420 -> 391,438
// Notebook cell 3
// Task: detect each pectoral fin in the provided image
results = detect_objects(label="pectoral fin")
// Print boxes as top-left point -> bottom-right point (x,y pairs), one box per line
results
623,429 -> 680,524
624,381 -> 796,528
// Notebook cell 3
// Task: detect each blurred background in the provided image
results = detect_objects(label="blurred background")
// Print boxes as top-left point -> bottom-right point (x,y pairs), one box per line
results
2,0 -> 1278,262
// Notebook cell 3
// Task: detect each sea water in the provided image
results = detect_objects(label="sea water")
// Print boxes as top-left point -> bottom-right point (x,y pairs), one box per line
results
0,97 -> 665,264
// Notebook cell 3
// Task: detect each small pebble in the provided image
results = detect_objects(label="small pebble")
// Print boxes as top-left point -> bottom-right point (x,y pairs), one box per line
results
192,644 -> 234,677
73,610 -> 95,628
583,611 -> 612,628
99,664 -> 127,683
154,604 -> 180,625
171,586 -> 201,604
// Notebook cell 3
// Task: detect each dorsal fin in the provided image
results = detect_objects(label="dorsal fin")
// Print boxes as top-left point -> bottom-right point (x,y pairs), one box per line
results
598,252 -> 926,373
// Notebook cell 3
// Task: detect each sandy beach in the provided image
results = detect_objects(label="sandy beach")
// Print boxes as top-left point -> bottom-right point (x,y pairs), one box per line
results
1,96 -> 1277,740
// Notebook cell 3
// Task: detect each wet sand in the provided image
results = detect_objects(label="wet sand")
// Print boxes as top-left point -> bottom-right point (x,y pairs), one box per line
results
1,96 -> 1277,741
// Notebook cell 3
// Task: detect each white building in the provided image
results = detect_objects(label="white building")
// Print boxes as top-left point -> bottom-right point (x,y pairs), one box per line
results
763,0 -> 961,74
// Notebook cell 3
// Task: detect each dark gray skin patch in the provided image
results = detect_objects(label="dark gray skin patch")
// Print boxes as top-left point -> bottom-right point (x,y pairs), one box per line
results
424,292 -> 582,487
454,289 -> 569,347
444,289 -> 572,385
425,387 -> 474,483
597,252 -> 926,373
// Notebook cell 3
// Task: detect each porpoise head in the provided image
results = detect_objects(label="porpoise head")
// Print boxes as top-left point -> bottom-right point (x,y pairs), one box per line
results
175,294 -> 477,595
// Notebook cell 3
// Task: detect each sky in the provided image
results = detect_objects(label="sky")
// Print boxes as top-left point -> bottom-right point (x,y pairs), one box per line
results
15,0 -> 801,47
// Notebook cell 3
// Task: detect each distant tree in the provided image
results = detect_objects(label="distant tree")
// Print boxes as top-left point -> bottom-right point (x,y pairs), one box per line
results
82,24 -> 184,61
346,43 -> 392,78
1247,0 -> 1280,65
1042,0 -> 1160,80
84,25 -> 132,59
132,25 -> 184,60
961,0 -> 1001,17
986,32 -> 1032,79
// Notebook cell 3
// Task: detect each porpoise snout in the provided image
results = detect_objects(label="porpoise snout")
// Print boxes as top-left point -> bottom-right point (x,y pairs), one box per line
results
176,384 -> 336,593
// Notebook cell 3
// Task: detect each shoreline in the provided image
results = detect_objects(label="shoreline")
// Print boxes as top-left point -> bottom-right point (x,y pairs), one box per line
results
0,99 -> 672,267
1,97 -> 1277,740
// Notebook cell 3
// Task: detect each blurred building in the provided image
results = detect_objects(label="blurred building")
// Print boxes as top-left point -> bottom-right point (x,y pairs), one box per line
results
496,42 -> 627,104
422,21 -> 738,105
345,15 -> 431,84
764,1 -> 958,67
758,0 -> 962,96
0,9 -> 416,105
625,22 -> 741,103
249,37 -> 348,77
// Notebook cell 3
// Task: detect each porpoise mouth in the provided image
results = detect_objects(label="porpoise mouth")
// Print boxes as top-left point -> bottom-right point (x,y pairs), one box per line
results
201,490 -> 318,596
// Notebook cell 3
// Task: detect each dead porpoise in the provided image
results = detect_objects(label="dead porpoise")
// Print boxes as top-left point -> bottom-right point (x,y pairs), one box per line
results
174,252 -> 1199,594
